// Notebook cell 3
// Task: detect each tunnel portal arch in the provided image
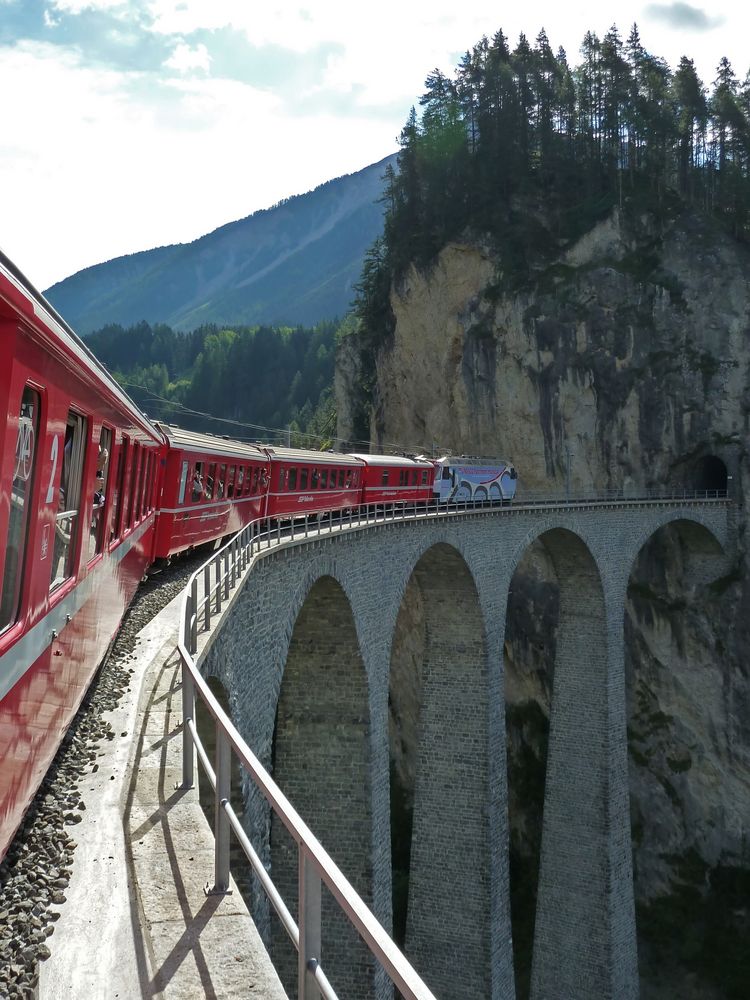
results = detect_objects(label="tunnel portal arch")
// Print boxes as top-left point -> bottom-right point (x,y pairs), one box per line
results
692,454 -> 728,493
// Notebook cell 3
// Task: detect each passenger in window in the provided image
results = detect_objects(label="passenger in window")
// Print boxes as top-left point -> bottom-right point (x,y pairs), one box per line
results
94,442 -> 109,507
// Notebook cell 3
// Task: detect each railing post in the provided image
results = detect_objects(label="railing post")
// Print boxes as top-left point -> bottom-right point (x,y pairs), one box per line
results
190,577 -> 198,653
267,518 -> 272,549
224,549 -> 230,599
216,555 -> 222,613
213,727 -> 231,893
230,539 -> 236,589
180,658 -> 195,789
298,849 -> 322,1000
204,564 -> 211,631
304,514 -> 309,539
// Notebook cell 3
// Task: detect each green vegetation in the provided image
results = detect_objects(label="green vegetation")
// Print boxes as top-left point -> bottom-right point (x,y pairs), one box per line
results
354,24 -> 750,403
88,319 -> 341,447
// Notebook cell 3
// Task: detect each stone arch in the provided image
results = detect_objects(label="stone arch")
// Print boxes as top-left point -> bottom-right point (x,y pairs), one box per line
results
387,541 -> 491,999
270,574 -> 374,1000
503,525 -> 635,1000
623,516 -> 742,997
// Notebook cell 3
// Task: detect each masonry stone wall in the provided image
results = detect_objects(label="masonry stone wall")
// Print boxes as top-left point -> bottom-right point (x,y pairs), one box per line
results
198,502 -> 729,1000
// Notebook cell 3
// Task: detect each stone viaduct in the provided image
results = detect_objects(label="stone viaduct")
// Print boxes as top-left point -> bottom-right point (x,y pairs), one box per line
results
197,500 -> 731,1000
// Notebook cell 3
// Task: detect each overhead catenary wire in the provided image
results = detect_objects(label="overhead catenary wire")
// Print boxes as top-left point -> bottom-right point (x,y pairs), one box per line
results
115,378 -> 441,457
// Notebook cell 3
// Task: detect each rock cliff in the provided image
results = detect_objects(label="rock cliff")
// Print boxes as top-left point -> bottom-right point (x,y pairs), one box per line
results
338,205 -> 750,997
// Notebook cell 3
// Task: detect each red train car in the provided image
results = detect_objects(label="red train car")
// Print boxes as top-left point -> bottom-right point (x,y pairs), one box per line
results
348,454 -> 435,507
0,251 -> 163,860
153,424 -> 269,560
263,445 -> 364,521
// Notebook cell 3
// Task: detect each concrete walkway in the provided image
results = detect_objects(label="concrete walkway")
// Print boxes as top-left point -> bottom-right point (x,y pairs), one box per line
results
39,587 -> 287,1000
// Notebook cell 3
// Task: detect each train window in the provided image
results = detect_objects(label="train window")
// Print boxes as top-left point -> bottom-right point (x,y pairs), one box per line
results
319,469 -> 327,489
178,460 -> 189,504
421,471 -> 428,485
145,453 -> 152,513
137,451 -> 147,519
381,470 -> 389,486
399,470 -> 406,486
300,468 -> 308,490
288,468 -> 297,491
442,466 -> 451,480
138,448 -> 146,519
206,463 -> 216,500
344,470 -> 352,489
51,411 -> 87,591
227,466 -> 236,498
235,466 -> 244,496
145,452 -> 153,514
337,470 -> 344,488
191,462 -> 204,501
0,387 -> 41,632
217,464 -> 226,499
111,438 -> 127,541
88,426 -> 112,561
125,444 -> 137,528
278,469 -> 285,491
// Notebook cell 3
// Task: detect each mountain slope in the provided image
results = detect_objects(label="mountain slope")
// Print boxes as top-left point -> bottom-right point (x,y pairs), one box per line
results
44,154 -> 395,333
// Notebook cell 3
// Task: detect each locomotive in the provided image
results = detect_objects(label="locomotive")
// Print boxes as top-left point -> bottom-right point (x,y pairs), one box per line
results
0,247 -> 516,859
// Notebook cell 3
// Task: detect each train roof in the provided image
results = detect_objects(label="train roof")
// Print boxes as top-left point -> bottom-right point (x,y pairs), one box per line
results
432,455 -> 515,466
0,249 -> 161,440
263,445 -> 364,466
348,453 -> 434,468
157,423 -> 267,461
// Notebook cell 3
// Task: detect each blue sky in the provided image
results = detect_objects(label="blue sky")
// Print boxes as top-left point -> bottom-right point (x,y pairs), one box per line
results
1,1 -> 747,290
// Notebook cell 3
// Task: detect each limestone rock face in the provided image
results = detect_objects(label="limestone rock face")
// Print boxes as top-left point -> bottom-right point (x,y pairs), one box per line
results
337,205 -> 750,994
339,209 -> 750,497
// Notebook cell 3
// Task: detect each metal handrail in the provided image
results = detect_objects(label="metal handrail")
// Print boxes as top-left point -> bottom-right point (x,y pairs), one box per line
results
176,487 -> 730,998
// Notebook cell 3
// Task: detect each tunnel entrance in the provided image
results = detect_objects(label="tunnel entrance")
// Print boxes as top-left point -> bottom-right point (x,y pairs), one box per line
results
692,455 -> 728,493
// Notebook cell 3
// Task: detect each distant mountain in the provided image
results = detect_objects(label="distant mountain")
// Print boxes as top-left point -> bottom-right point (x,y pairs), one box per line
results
44,154 -> 396,334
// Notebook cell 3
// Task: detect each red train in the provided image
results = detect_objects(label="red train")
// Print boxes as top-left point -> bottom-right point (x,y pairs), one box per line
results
0,248 -> 516,859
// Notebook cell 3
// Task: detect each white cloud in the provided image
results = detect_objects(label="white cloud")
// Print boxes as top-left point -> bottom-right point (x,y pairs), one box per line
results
3,1 -> 750,290
49,0 -> 130,14
0,39 -> 396,288
163,41 -> 210,73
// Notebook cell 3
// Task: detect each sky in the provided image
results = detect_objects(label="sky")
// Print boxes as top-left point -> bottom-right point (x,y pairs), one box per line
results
1,1 -> 748,291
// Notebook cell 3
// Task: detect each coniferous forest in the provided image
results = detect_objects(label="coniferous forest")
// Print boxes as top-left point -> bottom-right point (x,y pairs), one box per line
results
355,23 -> 750,346
87,319 -> 340,448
